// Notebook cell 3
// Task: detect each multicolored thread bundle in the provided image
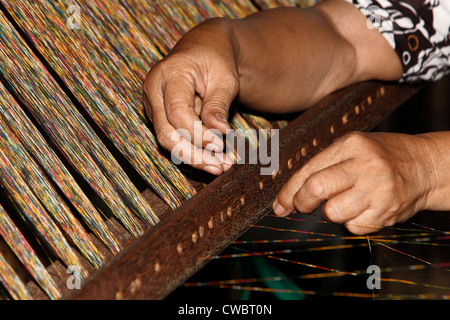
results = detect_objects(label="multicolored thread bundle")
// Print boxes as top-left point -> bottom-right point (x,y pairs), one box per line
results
0,81 -> 122,257
0,0 -> 307,300
3,0 -> 194,208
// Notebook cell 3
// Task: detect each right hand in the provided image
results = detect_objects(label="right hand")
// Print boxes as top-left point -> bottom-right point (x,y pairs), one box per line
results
143,18 -> 238,175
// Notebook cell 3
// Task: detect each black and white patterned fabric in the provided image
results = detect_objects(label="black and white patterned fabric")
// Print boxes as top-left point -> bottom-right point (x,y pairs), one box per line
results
347,0 -> 450,82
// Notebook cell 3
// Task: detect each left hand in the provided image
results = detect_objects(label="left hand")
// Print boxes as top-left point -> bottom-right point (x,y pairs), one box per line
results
272,131 -> 434,235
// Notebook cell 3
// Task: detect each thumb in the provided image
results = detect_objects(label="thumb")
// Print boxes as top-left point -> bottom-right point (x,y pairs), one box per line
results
200,77 -> 238,135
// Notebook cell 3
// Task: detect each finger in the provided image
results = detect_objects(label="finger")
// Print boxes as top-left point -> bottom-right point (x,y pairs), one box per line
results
344,209 -> 384,235
199,74 -> 237,134
273,134 -> 359,216
147,79 -> 227,174
163,76 -> 225,152
193,95 -> 232,169
144,68 -> 232,173
168,126 -> 227,175
321,188 -> 370,224
293,160 -> 357,214
274,159 -> 355,216
194,95 -> 234,172
143,67 -> 164,123
194,94 -> 202,116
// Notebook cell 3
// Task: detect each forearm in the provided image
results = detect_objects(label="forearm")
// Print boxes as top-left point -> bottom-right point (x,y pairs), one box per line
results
227,0 -> 402,112
229,5 -> 356,112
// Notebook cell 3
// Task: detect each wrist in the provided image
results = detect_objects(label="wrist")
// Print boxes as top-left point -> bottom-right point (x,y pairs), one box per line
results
171,17 -> 239,63
416,132 -> 450,211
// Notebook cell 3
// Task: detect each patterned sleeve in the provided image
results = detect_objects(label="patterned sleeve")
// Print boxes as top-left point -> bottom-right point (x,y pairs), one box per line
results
346,0 -> 450,83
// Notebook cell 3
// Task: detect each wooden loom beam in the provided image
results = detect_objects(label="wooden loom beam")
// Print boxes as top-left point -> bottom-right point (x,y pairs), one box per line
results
64,81 -> 421,300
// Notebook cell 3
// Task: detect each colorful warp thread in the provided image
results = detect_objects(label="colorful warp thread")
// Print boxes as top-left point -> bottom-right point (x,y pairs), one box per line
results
189,248 -> 450,299
0,109 -> 105,270
0,144 -> 87,278
200,284 -> 450,299
185,262 -> 450,288
0,11 -> 156,236
119,0 -> 257,55
3,0 -> 196,207
0,82 -> 121,256
0,204 -> 60,299
233,234 -> 450,245
190,255 -> 450,298
185,256 -> 450,299
3,0 -> 291,208
371,239 -> 450,272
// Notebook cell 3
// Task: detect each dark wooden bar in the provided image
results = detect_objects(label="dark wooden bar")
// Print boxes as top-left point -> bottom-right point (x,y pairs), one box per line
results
64,81 -> 421,300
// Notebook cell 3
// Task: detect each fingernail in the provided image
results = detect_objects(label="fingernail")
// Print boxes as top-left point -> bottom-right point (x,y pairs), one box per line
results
203,165 -> 222,176
215,113 -> 230,126
273,200 -> 287,216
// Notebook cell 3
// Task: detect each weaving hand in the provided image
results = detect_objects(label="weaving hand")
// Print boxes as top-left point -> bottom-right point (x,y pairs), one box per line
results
273,132 -> 448,235
274,131 -> 450,235
143,18 -> 237,176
